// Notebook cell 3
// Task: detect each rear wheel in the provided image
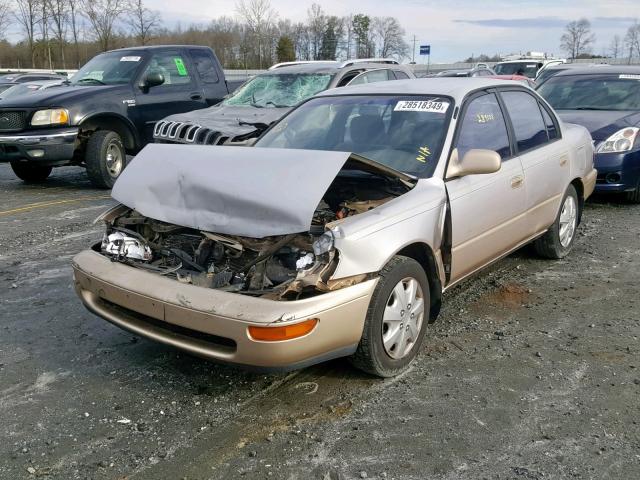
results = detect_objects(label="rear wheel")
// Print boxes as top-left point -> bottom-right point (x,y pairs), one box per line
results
350,256 -> 430,377
10,162 -> 52,183
85,130 -> 126,189
533,184 -> 579,259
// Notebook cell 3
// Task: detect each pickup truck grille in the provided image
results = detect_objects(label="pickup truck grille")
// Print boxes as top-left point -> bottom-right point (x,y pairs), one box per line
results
0,110 -> 27,132
153,120 -> 228,146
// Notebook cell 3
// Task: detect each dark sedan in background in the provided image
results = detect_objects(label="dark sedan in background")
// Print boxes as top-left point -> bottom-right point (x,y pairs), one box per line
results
538,66 -> 640,202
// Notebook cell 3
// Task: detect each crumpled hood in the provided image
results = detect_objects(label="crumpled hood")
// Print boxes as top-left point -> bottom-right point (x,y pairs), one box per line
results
557,110 -> 640,142
112,144 -> 412,238
159,104 -> 292,138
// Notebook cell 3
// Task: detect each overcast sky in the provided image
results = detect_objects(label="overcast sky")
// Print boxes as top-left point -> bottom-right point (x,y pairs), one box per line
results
147,0 -> 638,62
5,0 -> 637,63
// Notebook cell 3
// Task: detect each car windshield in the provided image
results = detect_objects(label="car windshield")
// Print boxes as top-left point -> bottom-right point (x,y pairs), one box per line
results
537,74 -> 640,111
495,62 -> 539,78
0,83 -> 41,100
71,51 -> 144,85
535,67 -> 566,86
256,95 -> 453,177
223,73 -> 333,108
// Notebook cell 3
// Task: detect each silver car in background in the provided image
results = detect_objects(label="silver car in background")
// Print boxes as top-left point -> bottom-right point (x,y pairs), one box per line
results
73,78 -> 596,377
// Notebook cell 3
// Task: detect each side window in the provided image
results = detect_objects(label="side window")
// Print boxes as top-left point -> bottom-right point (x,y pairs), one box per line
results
393,70 -> 410,80
336,70 -> 364,87
189,49 -> 219,84
501,91 -> 548,152
539,104 -> 559,140
141,52 -> 193,87
456,93 -> 511,160
348,69 -> 392,86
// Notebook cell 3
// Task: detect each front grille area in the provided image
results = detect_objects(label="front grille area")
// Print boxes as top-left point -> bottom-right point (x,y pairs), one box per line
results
153,120 -> 228,145
0,110 -> 27,132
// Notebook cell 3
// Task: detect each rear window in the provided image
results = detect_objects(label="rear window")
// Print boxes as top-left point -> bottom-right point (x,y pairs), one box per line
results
537,73 -> 640,111
501,91 -> 549,152
190,49 -> 219,84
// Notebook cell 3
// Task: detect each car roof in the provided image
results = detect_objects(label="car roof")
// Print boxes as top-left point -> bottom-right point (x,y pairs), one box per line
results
106,45 -> 212,53
262,62 -> 410,75
552,65 -> 640,76
315,77 -> 522,101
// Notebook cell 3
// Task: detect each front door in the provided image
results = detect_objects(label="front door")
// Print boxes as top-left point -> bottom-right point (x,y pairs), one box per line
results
446,92 -> 527,283
132,50 -> 207,144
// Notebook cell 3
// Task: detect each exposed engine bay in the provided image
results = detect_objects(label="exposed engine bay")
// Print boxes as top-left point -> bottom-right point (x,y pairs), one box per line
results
98,173 -> 410,300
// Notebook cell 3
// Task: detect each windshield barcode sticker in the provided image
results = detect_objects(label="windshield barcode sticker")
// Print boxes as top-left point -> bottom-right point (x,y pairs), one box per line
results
394,100 -> 449,113
120,56 -> 141,62
619,74 -> 640,80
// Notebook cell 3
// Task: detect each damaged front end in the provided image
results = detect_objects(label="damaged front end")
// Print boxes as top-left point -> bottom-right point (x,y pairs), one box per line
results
97,145 -> 415,300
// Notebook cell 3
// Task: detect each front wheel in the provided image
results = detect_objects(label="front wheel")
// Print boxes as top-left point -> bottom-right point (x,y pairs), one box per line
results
10,162 -> 52,183
85,130 -> 126,189
350,256 -> 430,377
534,184 -> 579,259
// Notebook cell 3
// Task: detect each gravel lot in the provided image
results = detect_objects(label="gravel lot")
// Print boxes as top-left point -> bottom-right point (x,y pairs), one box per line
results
1,164 -> 639,480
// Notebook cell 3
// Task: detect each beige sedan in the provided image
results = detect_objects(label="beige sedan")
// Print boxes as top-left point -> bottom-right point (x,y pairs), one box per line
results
73,79 -> 597,377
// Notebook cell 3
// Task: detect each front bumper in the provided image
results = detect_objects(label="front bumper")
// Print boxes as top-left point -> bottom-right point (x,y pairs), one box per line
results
594,150 -> 640,193
0,127 -> 78,164
72,250 -> 376,371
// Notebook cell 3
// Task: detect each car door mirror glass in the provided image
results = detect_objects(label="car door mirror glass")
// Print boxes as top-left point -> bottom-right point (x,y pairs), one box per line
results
446,148 -> 501,179
141,72 -> 165,91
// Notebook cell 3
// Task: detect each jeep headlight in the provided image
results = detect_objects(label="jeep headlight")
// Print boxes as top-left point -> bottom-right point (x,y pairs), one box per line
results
31,108 -> 69,126
596,127 -> 639,154
312,230 -> 335,255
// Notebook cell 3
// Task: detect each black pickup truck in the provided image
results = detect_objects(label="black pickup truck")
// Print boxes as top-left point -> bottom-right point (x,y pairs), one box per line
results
0,45 -> 230,187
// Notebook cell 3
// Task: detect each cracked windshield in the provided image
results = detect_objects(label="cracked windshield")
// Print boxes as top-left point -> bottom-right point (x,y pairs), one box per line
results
223,73 -> 333,108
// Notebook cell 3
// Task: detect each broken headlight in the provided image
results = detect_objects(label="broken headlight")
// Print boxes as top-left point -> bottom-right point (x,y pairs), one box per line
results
102,231 -> 152,261
312,230 -> 335,256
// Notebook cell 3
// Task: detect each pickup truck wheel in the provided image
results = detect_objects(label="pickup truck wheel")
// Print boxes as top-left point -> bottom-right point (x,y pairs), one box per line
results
10,162 -> 52,183
85,130 -> 126,189
350,256 -> 429,377
533,184 -> 579,259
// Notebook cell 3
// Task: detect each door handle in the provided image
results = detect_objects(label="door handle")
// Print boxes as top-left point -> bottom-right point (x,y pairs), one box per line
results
190,93 -> 203,100
510,175 -> 524,189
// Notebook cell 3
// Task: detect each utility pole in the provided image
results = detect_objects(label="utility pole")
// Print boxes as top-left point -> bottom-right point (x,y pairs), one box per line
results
412,35 -> 417,63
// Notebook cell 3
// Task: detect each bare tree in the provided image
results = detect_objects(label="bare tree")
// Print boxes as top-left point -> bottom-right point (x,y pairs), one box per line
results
125,0 -> 161,46
0,0 -> 11,40
625,21 -> 640,63
372,16 -> 409,60
67,0 -> 81,66
236,0 -> 276,68
14,0 -> 40,67
560,19 -> 595,59
609,35 -> 621,59
47,0 -> 68,67
306,3 -> 325,60
82,0 -> 124,51
39,0 -> 54,68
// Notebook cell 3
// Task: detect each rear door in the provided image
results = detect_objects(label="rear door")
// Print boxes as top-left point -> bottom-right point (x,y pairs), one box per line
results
132,50 -> 207,143
446,91 -> 527,283
188,48 -> 228,106
499,89 -> 569,236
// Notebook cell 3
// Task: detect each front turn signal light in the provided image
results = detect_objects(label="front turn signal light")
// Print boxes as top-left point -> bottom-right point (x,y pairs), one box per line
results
248,318 -> 318,341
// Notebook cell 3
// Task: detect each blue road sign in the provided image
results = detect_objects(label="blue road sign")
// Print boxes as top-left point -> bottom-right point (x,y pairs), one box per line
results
420,45 -> 431,55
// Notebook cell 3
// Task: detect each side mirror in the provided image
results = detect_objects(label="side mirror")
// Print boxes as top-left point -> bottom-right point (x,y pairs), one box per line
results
446,148 -> 501,179
139,72 -> 165,92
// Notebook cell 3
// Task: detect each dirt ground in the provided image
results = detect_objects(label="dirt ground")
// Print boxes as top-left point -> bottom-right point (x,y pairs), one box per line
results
1,164 -> 639,480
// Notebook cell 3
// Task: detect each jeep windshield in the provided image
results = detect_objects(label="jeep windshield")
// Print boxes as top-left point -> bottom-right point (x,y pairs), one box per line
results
256,95 -> 453,178
223,73 -> 333,108
71,51 -> 144,86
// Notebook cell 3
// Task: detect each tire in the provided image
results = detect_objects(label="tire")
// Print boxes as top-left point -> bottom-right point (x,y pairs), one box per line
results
624,180 -> 640,204
350,256 -> 430,377
534,184 -> 579,259
85,130 -> 126,189
10,162 -> 52,183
